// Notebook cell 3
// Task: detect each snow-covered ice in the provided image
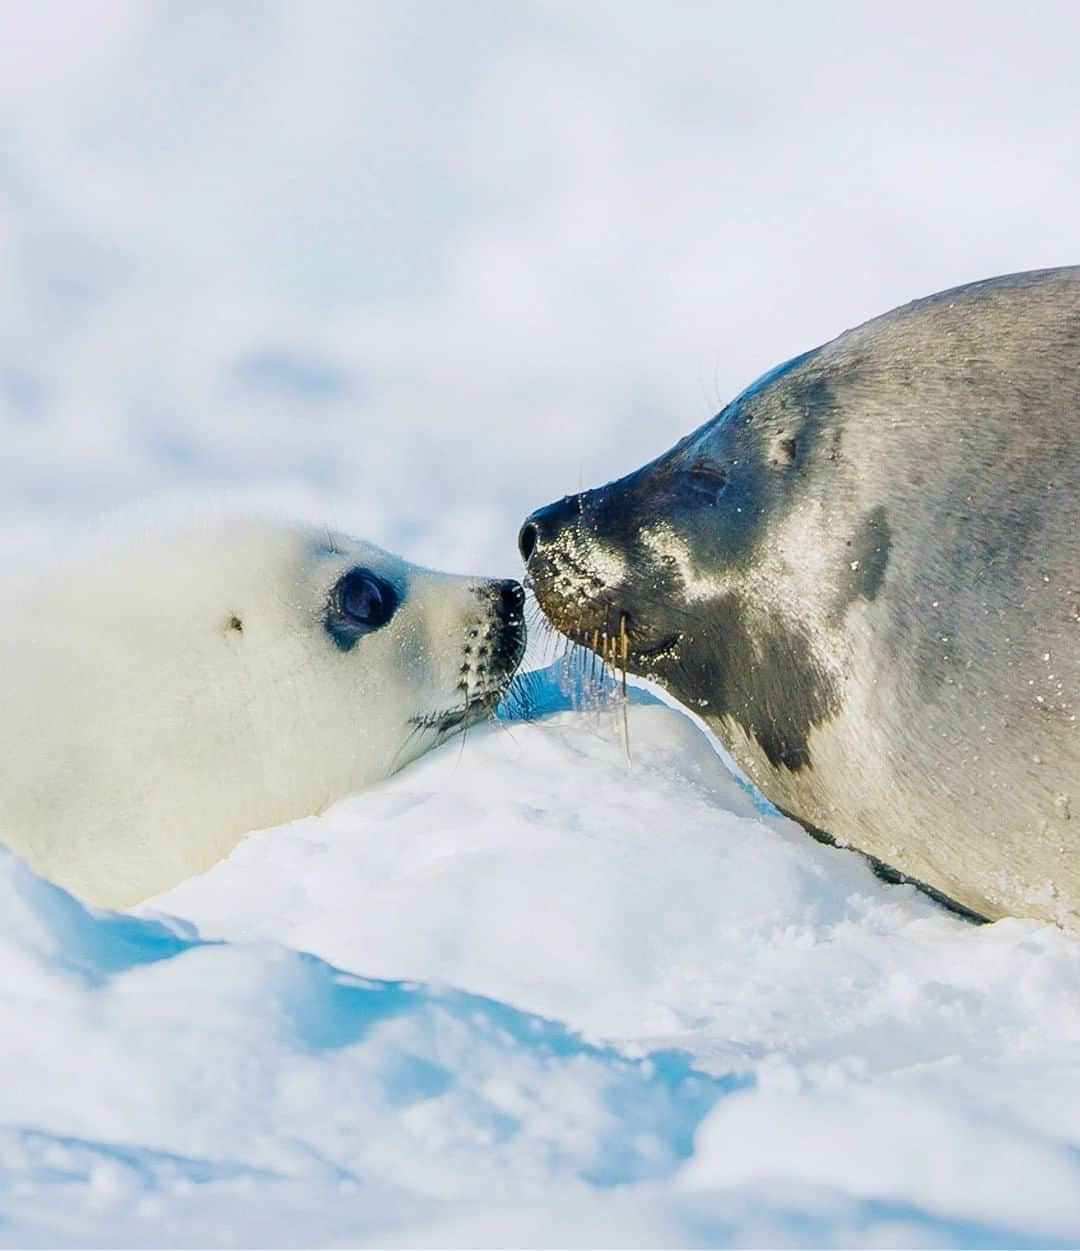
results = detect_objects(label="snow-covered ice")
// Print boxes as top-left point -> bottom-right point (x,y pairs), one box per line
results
0,802 -> 726,1246
1,671 -> 1078,1246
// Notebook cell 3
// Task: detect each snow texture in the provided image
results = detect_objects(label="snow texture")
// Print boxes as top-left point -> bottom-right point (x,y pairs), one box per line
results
1,672 -> 1078,1246
2,3 -> 1080,1245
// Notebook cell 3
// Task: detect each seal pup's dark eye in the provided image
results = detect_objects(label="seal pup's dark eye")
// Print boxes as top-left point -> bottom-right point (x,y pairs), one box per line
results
684,461 -> 728,503
326,567 -> 400,650
338,570 -> 394,626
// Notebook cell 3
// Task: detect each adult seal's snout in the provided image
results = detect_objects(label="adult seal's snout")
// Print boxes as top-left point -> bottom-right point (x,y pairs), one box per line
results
523,266 -> 1080,928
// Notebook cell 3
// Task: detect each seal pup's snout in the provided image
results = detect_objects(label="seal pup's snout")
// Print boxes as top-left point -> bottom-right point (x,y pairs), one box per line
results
475,577 -> 528,685
410,577 -> 527,739
518,493 -> 583,565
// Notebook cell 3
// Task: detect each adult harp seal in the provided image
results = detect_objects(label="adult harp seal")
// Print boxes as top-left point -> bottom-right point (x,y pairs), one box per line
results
522,268 -> 1079,926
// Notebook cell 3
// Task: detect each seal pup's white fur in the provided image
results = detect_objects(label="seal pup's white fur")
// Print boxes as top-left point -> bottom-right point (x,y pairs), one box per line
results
0,518 -> 523,907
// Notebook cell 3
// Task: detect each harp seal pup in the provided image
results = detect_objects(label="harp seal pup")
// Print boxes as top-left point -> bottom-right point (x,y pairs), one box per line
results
0,518 -> 526,907
520,267 -> 1079,927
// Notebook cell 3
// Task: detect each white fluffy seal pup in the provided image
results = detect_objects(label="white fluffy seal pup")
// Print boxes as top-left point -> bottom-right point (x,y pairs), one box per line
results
0,518 -> 526,907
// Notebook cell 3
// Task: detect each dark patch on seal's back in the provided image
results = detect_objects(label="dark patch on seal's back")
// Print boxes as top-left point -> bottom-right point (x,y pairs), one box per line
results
832,505 -> 892,619
672,593 -> 841,772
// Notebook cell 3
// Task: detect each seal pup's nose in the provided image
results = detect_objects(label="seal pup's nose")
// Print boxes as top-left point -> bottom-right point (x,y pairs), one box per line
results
494,578 -> 525,623
518,494 -> 583,564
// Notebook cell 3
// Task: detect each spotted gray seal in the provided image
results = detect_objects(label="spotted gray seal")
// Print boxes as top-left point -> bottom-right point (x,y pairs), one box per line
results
520,267 -> 1079,926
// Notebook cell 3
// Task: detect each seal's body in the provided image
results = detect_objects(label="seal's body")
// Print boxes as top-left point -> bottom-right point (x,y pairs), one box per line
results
0,519 -> 525,907
521,268 -> 1079,926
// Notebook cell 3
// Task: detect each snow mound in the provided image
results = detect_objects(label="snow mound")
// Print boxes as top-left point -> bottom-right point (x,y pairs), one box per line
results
2,669 -> 1080,1246
0,841 -> 733,1246
143,666 -> 1080,1247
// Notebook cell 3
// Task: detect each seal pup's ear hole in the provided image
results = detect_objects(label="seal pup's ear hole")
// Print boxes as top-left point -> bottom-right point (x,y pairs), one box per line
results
224,615 -> 244,635
325,567 -> 401,651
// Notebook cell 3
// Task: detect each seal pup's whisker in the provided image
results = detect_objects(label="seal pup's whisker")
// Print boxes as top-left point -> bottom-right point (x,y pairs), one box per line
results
389,722 -> 426,776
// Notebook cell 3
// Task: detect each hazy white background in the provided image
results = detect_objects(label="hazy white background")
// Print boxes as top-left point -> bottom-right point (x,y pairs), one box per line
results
2,0 -> 1078,572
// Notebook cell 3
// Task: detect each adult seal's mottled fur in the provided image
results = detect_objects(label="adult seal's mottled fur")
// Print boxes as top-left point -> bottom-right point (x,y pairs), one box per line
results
0,519 -> 526,907
520,268 -> 1079,927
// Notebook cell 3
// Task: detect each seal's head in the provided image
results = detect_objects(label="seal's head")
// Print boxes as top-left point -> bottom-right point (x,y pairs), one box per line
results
0,518 -> 527,906
306,527 -> 528,761
518,350 -> 877,773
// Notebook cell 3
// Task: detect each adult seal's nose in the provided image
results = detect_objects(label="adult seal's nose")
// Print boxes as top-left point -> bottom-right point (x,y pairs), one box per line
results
518,494 -> 582,564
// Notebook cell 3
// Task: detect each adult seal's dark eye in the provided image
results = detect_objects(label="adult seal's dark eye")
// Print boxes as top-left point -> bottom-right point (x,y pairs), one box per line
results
326,568 -> 400,650
684,461 -> 728,503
